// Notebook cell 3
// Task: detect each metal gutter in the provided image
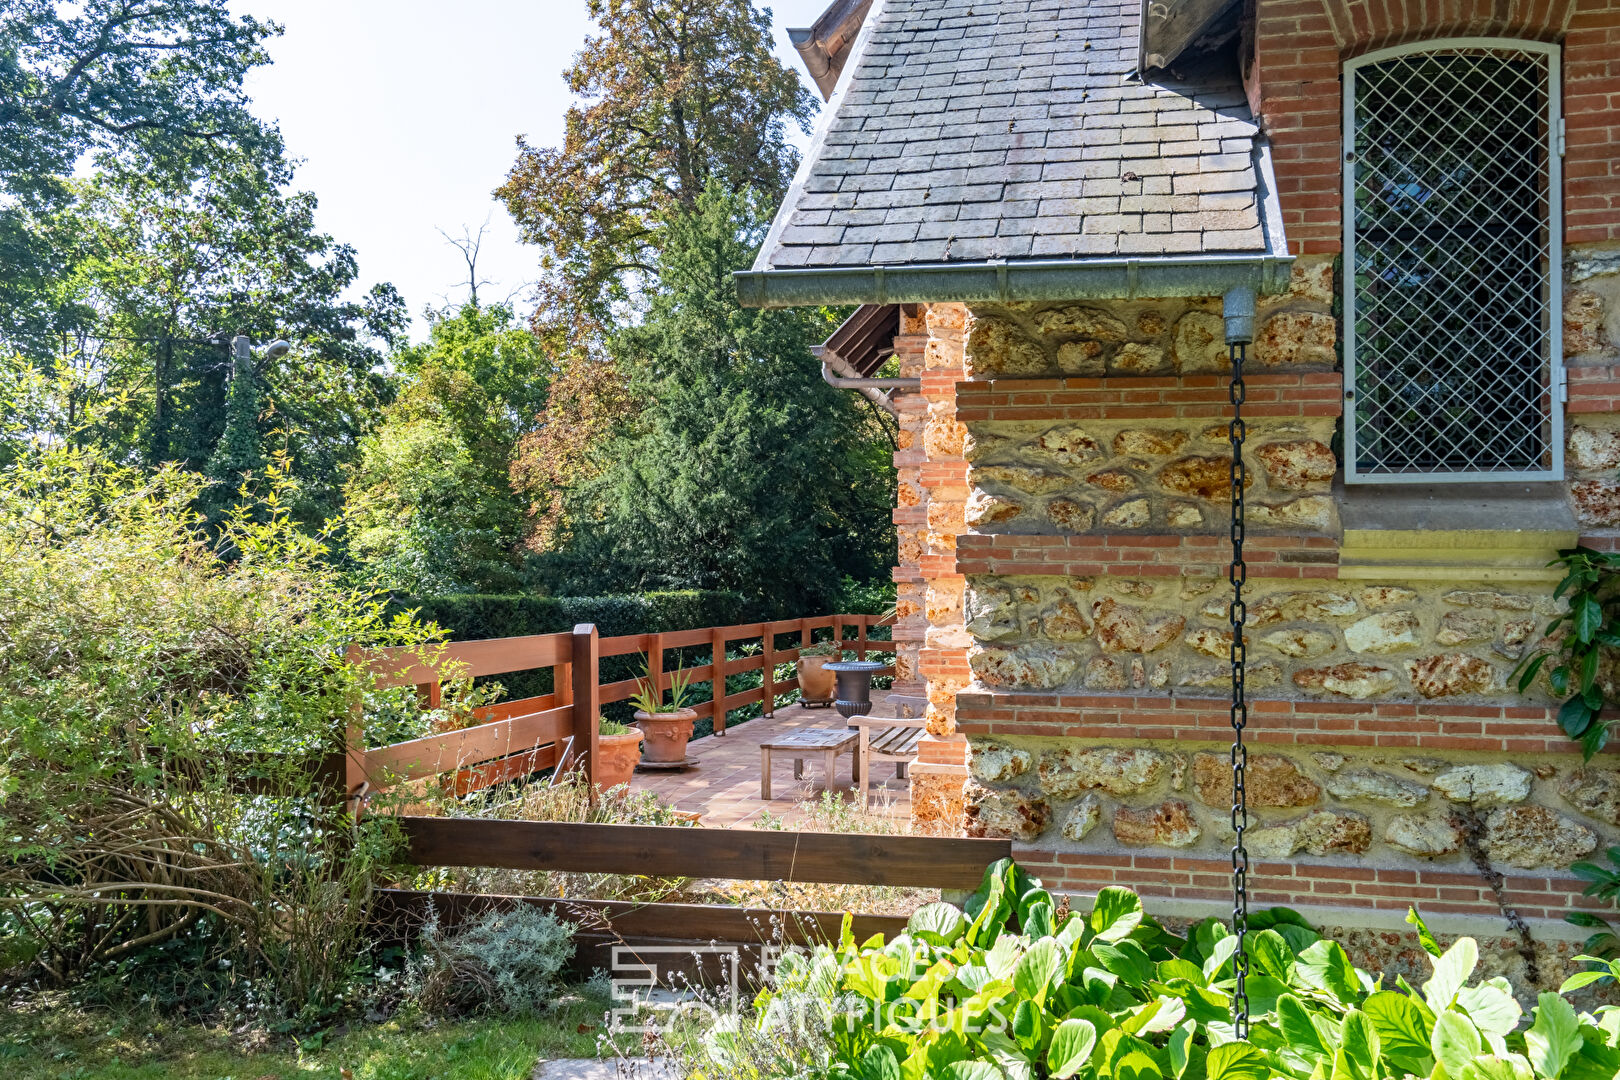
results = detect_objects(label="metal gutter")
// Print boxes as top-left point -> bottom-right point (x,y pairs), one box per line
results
736,252 -> 1294,309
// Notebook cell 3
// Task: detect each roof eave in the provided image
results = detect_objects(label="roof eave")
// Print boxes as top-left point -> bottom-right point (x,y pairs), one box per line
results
735,252 -> 1295,308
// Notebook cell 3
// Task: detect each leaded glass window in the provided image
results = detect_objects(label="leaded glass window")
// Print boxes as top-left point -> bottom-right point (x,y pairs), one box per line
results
1344,41 -> 1563,482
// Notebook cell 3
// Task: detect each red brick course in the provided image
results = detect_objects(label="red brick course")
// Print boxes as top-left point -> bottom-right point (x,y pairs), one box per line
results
955,374 -> 1343,423
956,690 -> 1616,756
1015,849 -> 1604,921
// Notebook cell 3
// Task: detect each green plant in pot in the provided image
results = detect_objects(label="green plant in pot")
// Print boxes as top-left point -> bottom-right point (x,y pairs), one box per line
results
629,656 -> 698,765
797,639 -> 842,707
593,716 -> 643,791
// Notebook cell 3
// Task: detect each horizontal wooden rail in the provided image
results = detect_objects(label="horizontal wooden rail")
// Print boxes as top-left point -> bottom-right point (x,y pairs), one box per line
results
352,612 -> 897,792
364,706 -> 570,784
397,817 -> 1008,889
372,888 -> 909,947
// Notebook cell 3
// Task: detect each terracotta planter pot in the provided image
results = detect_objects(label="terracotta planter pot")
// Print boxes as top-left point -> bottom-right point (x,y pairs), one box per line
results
633,707 -> 697,764
796,655 -> 838,706
594,730 -> 643,791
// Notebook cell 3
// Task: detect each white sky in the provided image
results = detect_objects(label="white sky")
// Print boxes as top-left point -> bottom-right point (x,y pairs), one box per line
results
236,0 -> 832,339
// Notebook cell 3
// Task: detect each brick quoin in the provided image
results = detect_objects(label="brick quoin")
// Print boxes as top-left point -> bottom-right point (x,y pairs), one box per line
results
1248,0 -> 1620,251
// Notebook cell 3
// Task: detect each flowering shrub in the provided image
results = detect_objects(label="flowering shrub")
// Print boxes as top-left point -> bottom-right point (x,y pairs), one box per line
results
697,859 -> 1620,1080
0,448 -> 453,1022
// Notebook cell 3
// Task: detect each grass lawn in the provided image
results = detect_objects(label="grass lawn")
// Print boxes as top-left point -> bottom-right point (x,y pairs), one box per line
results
0,991 -> 626,1080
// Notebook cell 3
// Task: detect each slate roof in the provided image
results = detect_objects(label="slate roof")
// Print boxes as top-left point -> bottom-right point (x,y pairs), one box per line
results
753,0 -> 1280,275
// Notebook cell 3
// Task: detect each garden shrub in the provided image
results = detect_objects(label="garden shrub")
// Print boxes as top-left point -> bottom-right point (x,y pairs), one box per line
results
0,448 -> 455,1023
411,905 -> 576,1017
395,590 -> 782,642
678,859 -> 1620,1080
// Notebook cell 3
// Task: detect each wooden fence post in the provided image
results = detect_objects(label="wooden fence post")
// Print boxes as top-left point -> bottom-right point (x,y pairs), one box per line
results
568,624 -> 600,789
710,626 -> 727,735
762,624 -> 776,719
342,645 -> 369,820
650,632 -> 667,702
857,614 -> 869,661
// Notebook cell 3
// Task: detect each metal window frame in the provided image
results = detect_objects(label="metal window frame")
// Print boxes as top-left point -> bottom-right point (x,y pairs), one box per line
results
1342,37 -> 1564,484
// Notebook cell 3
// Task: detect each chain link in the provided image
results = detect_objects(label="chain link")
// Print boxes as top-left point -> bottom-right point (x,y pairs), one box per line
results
1228,339 -> 1251,1040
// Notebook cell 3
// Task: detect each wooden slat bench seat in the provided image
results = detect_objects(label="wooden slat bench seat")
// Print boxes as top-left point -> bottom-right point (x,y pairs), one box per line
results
851,714 -> 927,805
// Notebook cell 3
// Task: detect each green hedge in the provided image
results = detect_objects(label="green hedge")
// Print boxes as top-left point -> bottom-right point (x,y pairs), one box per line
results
390,590 -> 785,642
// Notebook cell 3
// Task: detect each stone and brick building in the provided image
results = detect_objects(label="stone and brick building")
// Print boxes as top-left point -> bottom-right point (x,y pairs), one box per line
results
747,0 -> 1620,983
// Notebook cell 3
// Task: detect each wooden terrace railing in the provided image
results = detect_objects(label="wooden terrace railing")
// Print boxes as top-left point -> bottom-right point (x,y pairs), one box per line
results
347,613 -> 895,797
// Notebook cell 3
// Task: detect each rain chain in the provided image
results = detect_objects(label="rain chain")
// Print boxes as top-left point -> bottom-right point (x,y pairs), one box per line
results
1223,287 -> 1256,1039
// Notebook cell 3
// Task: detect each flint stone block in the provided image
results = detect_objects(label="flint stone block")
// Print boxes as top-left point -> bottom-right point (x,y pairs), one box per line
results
1113,799 -> 1202,848
1039,747 -> 1168,798
1344,612 -> 1423,654
1406,654 -> 1498,697
1484,805 -> 1598,869
1431,763 -> 1532,806
1062,795 -> 1104,841
1193,751 -> 1320,808
970,742 -> 1032,783
1384,813 -> 1464,857
1325,769 -> 1430,808
965,782 -> 1051,842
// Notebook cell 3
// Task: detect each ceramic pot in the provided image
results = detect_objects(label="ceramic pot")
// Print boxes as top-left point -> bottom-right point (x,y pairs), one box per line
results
594,730 -> 643,791
633,706 -> 697,764
796,655 -> 838,706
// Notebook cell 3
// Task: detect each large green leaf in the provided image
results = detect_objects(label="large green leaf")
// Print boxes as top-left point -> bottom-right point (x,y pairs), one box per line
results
1277,993 -> 1333,1058
944,1062 -> 1003,1080
1090,886 -> 1145,944
1361,989 -> 1432,1071
1048,1018 -> 1098,1080
1524,991 -> 1583,1079
1456,980 -> 1522,1036
1575,594 -> 1603,644
1462,1054 -> 1536,1080
1295,940 -> 1361,1004
1167,1019 -> 1196,1079
1014,938 -> 1064,1008
1431,1011 -> 1484,1075
1335,1009 -> 1379,1080
858,1045 -> 902,1080
1250,929 -> 1294,980
1205,1042 -> 1271,1080
1424,937 -> 1479,1012
909,902 -> 967,946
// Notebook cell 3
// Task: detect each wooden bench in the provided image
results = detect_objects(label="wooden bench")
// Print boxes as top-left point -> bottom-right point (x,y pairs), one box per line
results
851,714 -> 926,805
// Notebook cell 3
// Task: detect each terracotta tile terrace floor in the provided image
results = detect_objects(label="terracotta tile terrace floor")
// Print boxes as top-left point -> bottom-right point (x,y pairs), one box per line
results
627,693 -> 912,828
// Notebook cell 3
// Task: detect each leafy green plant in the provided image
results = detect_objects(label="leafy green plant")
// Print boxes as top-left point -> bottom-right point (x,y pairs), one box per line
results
679,859 -> 1620,1080
628,654 -> 697,714
1514,546 -> 1620,759
1566,847 -> 1620,958
800,640 -> 842,658
599,717 -> 636,737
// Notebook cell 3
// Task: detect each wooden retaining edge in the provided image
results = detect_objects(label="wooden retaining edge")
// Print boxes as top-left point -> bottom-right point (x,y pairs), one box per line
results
395,817 -> 1010,890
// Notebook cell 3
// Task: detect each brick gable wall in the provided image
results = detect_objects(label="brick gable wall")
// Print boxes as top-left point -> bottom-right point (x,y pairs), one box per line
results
1248,0 -> 1619,251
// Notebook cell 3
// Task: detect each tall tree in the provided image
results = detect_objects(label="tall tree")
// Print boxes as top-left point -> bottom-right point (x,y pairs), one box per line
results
546,183 -> 894,608
498,0 -> 817,547
30,152 -> 405,523
344,302 -> 549,595
0,0 -> 279,352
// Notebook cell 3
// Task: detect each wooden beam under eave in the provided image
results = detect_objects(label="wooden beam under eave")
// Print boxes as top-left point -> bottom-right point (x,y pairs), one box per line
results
1141,0 -> 1240,71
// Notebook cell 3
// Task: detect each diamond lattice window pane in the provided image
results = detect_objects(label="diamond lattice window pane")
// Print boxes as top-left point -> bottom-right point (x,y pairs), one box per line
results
1349,47 -> 1557,478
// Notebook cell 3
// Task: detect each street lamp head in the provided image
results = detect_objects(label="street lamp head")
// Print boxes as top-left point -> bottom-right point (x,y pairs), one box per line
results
262,340 -> 292,360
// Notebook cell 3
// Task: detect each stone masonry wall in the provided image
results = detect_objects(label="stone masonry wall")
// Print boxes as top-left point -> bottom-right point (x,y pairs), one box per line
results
899,249 -> 1620,937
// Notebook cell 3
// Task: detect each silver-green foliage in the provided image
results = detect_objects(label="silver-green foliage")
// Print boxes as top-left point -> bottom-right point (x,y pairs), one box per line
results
419,906 -> 577,1018
704,860 -> 1620,1080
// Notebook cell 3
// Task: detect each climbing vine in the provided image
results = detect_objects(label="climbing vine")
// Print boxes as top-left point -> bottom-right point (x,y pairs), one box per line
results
1515,546 -> 1620,759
